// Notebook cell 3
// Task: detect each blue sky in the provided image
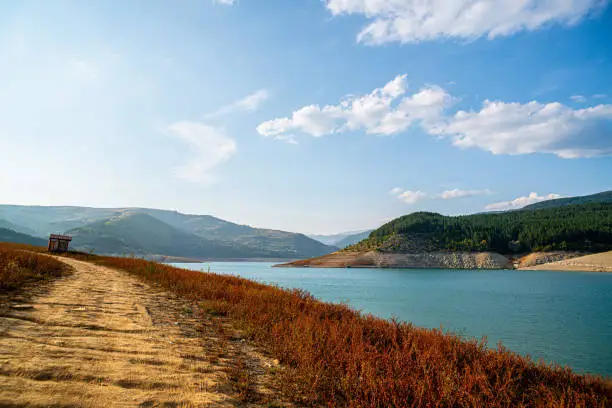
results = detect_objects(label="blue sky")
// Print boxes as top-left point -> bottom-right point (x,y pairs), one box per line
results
1,0 -> 611,234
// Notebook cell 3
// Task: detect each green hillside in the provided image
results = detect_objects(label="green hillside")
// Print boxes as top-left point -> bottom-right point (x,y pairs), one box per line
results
0,205 -> 335,259
349,203 -> 612,254
523,191 -> 612,210
0,228 -> 47,247
0,218 -> 38,236
68,212 -> 329,259
138,208 -> 335,256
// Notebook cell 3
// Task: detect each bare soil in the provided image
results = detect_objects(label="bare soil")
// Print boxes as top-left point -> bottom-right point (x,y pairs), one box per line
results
277,250 -> 512,269
519,250 -> 612,272
0,257 -> 288,407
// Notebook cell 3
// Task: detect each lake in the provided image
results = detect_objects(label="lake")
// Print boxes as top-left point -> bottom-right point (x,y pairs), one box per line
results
171,262 -> 612,377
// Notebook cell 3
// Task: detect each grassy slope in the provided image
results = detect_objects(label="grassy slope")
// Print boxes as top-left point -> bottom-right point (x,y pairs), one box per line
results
57,252 -> 611,407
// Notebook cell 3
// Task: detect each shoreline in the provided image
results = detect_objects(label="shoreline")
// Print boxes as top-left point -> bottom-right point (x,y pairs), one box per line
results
276,250 -> 612,272
518,251 -> 612,272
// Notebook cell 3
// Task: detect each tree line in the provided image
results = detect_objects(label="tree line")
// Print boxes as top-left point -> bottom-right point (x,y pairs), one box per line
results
363,203 -> 612,253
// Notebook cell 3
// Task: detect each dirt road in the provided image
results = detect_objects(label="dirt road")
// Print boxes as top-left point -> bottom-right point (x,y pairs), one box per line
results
0,257 -> 284,407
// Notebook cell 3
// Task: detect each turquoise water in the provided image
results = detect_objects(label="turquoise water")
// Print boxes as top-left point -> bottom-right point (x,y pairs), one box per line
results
171,262 -> 612,377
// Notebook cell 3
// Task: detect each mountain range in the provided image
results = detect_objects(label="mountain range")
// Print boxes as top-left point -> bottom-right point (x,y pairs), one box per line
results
0,205 -> 337,260
1,190 -> 610,261
523,190 -> 612,210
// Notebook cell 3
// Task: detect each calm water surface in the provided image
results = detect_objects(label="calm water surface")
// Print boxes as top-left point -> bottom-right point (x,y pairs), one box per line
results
171,262 -> 612,377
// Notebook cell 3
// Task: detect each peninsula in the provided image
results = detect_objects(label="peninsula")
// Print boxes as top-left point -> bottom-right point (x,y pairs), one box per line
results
278,201 -> 612,270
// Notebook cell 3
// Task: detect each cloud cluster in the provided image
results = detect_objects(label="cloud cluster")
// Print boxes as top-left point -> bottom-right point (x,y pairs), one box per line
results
259,74 -> 612,158
257,75 -> 453,141
324,0 -> 605,44
391,187 -> 492,204
440,188 -> 493,199
390,188 -> 428,204
485,192 -> 562,211
214,0 -> 236,5
434,100 -> 612,158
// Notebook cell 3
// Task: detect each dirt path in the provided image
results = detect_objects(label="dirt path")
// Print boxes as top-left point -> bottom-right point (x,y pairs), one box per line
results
0,257 -> 285,407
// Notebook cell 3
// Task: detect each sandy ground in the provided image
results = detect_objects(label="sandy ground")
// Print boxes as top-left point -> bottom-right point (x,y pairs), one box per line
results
520,251 -> 612,272
0,257 -> 287,407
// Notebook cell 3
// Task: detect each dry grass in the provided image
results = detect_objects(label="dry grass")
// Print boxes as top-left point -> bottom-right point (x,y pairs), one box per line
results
61,254 -> 611,407
1,253 -> 286,407
0,242 -> 69,292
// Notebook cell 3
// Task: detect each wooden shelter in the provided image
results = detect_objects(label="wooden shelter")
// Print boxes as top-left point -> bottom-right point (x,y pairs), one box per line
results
48,234 -> 72,253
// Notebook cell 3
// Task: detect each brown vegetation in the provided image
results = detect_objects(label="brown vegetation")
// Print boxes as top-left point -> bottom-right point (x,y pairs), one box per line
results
520,251 -> 612,272
3,242 -> 610,406
1,250 -> 288,407
0,242 -> 69,292
71,254 -> 611,407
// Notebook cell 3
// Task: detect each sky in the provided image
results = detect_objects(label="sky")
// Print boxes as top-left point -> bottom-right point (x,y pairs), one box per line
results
1,0 -> 611,234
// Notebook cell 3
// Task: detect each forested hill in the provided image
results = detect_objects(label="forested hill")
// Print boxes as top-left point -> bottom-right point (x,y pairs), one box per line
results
523,191 -> 612,210
348,203 -> 612,254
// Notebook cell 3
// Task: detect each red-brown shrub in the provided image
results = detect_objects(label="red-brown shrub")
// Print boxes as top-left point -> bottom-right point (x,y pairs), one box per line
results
0,243 -> 69,291
74,255 -> 612,407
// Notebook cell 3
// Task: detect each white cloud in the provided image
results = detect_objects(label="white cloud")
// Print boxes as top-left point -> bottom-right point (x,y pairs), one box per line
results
391,189 -> 428,204
391,187 -> 491,204
259,73 -> 612,157
430,100 -> 612,158
571,95 -> 588,103
205,89 -> 269,119
214,0 -> 236,5
439,188 -> 492,199
593,94 -> 608,99
166,121 -> 236,184
325,0 -> 605,44
485,192 -> 562,211
257,74 -> 453,142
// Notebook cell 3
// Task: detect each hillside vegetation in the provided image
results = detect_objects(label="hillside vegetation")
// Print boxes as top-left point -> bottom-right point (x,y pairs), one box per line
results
0,228 -> 47,247
58,253 -> 610,407
68,212 -> 330,259
349,203 -> 612,254
523,190 -> 612,210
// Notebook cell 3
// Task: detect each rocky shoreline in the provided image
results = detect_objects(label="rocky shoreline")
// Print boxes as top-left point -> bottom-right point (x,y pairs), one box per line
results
275,250 -> 600,270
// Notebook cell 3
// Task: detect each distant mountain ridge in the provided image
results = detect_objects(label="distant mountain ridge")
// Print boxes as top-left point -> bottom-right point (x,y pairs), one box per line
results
523,191 -> 612,210
0,205 -> 336,259
0,228 -> 47,247
333,230 -> 373,248
309,230 -> 373,247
